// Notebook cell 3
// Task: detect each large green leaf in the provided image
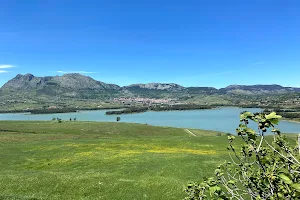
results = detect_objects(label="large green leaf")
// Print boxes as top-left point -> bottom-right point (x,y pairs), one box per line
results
291,184 -> 300,192
240,112 -> 254,120
265,112 -> 282,125
209,186 -> 221,196
245,128 -> 256,135
278,173 -> 293,184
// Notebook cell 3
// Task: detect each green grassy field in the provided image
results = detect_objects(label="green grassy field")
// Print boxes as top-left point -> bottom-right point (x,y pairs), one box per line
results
0,121 -> 231,199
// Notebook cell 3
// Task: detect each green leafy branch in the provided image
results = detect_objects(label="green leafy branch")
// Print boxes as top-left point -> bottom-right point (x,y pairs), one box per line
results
185,112 -> 300,200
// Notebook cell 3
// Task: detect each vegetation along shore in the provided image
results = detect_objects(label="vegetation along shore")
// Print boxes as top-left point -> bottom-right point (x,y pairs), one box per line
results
105,104 -> 214,115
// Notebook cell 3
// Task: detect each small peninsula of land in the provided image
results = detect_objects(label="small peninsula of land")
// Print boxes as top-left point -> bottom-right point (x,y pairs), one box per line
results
105,104 -> 215,115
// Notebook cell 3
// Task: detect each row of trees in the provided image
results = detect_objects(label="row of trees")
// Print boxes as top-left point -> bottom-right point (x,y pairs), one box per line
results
105,107 -> 148,115
31,108 -> 77,114
106,104 -> 213,115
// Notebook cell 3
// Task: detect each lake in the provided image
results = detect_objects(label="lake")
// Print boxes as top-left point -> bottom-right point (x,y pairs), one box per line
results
1,107 -> 300,134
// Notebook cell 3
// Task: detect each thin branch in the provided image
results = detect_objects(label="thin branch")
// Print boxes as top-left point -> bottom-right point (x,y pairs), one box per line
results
257,136 -> 264,152
264,139 -> 299,164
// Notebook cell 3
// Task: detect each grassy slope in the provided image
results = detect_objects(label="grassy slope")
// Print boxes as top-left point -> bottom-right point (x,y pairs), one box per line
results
0,121 -> 229,200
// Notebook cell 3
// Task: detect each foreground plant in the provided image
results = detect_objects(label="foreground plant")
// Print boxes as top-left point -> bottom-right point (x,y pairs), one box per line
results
185,112 -> 300,199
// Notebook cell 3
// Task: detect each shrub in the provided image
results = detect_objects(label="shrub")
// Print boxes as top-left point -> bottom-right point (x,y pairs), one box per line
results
116,117 -> 121,122
185,112 -> 300,199
215,132 -> 222,137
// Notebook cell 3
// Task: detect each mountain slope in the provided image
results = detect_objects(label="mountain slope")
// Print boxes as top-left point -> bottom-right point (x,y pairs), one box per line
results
2,73 -> 46,90
125,83 -> 185,91
2,73 -> 120,91
220,84 -> 296,94
1,73 -> 122,101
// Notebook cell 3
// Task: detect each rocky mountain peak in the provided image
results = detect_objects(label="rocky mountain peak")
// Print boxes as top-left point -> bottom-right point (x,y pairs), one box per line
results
127,83 -> 185,91
1,73 -> 120,91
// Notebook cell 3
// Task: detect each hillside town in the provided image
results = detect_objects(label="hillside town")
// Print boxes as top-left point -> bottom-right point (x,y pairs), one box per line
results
113,97 -> 179,106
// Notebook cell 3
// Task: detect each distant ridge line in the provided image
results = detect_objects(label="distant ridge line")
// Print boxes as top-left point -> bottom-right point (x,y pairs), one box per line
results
1,73 -> 300,91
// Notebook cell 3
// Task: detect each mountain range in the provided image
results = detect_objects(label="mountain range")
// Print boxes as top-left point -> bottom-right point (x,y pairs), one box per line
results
2,73 -> 300,96
1,73 -> 300,110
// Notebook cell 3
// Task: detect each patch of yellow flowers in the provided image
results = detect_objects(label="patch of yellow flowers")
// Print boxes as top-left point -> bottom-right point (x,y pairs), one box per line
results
25,143 -> 216,167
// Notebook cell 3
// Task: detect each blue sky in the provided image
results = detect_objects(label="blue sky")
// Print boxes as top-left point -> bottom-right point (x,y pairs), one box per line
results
0,0 -> 300,88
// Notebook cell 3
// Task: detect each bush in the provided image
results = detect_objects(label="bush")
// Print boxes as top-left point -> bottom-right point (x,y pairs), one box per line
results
185,112 -> 300,199
215,132 -> 222,137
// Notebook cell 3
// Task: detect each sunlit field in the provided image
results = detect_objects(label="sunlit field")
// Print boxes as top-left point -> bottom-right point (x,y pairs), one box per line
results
0,121 -> 230,199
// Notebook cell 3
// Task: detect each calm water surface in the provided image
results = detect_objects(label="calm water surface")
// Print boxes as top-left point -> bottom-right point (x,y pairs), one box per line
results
1,107 -> 300,134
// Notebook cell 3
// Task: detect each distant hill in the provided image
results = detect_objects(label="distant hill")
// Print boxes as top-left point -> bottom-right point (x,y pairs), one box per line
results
1,73 -> 122,100
125,83 -> 185,91
186,87 -> 219,95
2,73 -> 120,91
219,84 -> 298,94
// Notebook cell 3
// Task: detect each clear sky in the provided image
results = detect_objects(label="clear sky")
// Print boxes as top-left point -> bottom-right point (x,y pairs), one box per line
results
0,0 -> 299,88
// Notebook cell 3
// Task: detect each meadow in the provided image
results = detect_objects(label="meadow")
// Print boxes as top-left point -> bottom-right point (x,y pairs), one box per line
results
0,121 -> 231,199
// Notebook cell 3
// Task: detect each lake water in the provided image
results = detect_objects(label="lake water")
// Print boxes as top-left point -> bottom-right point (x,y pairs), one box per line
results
1,107 -> 300,134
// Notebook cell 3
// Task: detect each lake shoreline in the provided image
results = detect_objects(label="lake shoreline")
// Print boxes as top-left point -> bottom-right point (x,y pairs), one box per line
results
0,107 -> 126,115
0,105 -> 260,114
2,104 -> 287,115
1,107 -> 300,134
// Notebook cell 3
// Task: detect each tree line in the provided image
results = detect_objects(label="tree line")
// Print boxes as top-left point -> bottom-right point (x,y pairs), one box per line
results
31,108 -> 78,114
105,107 -> 148,115
105,104 -> 214,115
